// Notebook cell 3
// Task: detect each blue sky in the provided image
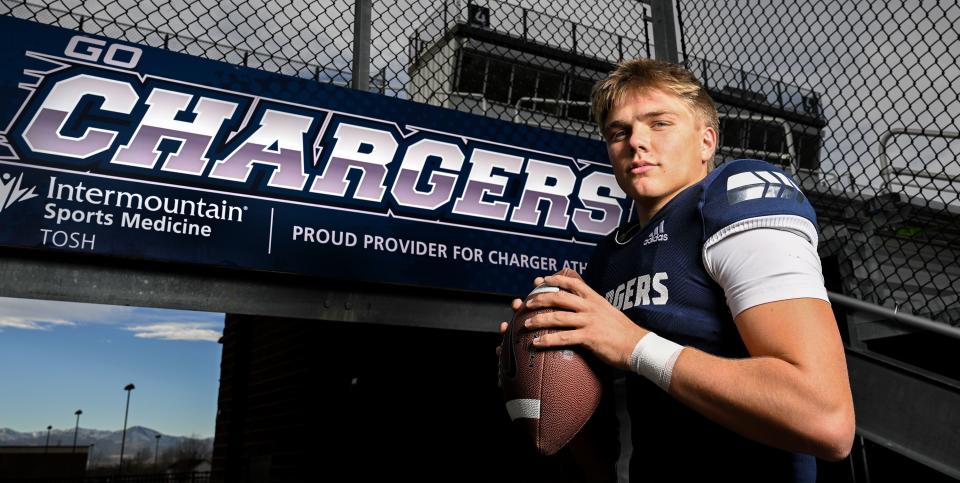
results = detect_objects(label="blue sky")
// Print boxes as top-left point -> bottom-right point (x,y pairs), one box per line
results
0,297 -> 223,438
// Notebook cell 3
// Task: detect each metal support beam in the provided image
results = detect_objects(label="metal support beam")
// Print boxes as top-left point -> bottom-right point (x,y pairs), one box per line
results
648,0 -> 679,63
847,349 -> 960,479
848,311 -> 914,342
0,251 -> 510,333
351,0 -> 372,91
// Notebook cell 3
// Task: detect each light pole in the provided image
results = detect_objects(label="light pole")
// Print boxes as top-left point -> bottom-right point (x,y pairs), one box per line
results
154,433 -> 161,469
72,410 -> 83,453
118,383 -> 135,474
44,425 -> 52,454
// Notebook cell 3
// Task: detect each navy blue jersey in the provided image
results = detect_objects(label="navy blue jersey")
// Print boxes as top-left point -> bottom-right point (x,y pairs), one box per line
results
584,159 -> 819,482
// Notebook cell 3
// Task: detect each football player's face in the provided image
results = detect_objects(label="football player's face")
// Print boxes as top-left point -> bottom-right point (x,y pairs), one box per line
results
602,88 -> 716,218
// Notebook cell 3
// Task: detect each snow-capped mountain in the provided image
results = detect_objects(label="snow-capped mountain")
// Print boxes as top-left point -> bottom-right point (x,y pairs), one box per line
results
0,426 -> 213,462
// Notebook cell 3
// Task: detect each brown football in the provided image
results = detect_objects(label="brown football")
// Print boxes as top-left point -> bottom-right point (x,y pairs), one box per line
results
499,268 -> 602,456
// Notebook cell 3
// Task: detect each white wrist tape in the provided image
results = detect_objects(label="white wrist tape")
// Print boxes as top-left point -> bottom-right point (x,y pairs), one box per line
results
630,332 -> 684,391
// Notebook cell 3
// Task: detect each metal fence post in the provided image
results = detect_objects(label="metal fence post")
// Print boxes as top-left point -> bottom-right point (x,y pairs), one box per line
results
352,0 -> 372,91
649,0 -> 679,63
571,22 -> 577,54
522,9 -> 528,41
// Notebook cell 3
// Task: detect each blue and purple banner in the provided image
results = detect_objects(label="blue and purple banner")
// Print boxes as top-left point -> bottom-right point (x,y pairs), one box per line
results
0,16 -> 629,296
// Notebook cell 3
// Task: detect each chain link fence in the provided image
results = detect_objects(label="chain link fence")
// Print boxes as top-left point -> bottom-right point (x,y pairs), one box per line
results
395,0 -> 652,136
2,0 -> 356,84
3,0 -> 958,327
677,1 -> 960,328
1,0 -> 651,136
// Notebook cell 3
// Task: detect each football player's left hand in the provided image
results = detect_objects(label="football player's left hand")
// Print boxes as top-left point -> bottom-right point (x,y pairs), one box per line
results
523,273 -> 649,372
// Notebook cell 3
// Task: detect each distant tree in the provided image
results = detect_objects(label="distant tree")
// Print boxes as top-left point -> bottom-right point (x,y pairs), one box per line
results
160,446 -> 176,468
121,446 -> 153,474
135,446 -> 152,465
86,445 -> 106,468
173,436 -> 212,462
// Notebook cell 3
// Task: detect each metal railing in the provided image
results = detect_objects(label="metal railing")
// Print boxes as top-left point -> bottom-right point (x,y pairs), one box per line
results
686,56 -> 823,121
830,292 -> 960,341
511,97 -> 591,123
716,112 -> 797,174
879,128 -> 960,202
11,472 -> 211,483
426,0 -> 653,62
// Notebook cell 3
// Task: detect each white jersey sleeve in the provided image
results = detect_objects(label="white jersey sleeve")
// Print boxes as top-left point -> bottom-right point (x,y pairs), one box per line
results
702,216 -> 829,318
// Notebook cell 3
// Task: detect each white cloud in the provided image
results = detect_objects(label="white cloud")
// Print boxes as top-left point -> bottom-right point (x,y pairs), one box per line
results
0,297 -> 124,324
0,316 -> 75,331
0,297 -> 224,336
124,323 -> 222,342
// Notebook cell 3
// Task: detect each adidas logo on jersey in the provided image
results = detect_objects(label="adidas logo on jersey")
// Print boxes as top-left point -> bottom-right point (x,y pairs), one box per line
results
643,220 -> 668,245
726,170 -> 805,205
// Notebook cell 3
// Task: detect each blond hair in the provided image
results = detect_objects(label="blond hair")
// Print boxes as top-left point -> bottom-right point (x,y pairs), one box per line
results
591,58 -> 719,134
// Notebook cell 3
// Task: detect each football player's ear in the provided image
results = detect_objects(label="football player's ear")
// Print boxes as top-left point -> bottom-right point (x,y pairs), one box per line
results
700,124 -> 717,162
